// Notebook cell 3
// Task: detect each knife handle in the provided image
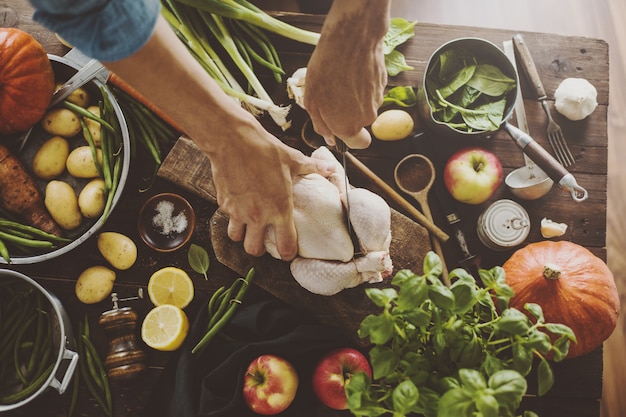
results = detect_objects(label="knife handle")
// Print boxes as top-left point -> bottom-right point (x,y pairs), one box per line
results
503,123 -> 567,180
512,34 -> 547,100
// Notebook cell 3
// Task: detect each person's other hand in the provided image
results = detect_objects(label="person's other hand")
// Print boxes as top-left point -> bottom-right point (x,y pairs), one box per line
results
205,118 -> 335,261
304,0 -> 390,150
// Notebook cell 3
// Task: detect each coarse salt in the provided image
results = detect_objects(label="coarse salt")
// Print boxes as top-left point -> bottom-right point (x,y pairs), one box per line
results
152,200 -> 188,236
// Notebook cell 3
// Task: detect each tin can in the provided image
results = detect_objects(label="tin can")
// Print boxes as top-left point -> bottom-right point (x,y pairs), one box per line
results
477,199 -> 530,250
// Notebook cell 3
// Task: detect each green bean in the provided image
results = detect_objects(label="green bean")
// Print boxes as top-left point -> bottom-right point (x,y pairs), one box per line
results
61,100 -> 115,133
0,238 -> 9,262
207,286 -> 227,317
81,335 -> 111,412
80,118 -> 105,179
67,337 -> 80,417
0,219 -> 70,242
0,363 -> 54,404
13,313 -> 37,385
78,356 -> 111,416
192,268 -> 255,354
0,294 -> 35,360
26,295 -> 46,376
0,231 -> 55,249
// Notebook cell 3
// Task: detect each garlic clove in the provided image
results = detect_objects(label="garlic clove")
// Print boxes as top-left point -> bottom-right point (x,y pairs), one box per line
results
540,217 -> 568,238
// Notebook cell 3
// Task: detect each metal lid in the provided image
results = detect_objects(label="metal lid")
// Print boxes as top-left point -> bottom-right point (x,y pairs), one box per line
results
477,199 -> 530,250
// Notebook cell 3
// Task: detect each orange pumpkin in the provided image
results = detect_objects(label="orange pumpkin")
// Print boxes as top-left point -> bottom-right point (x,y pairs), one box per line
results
0,28 -> 54,135
502,240 -> 620,359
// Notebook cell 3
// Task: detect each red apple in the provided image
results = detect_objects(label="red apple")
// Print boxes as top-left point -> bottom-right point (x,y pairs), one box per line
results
443,147 -> 503,205
312,347 -> 372,410
243,354 -> 299,415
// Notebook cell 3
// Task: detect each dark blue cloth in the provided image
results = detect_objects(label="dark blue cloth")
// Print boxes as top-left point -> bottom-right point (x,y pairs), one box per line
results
145,298 -> 356,417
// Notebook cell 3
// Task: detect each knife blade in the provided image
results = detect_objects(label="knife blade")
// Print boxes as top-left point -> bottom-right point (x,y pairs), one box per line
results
335,139 -> 353,241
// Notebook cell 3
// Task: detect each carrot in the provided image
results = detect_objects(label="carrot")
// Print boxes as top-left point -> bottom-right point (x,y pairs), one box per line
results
0,144 -> 61,236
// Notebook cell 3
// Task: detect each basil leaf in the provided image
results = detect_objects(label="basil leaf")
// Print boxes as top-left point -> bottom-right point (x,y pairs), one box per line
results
537,358 -> 555,396
489,370 -> 527,405
187,243 -> 210,279
392,380 -> 419,415
369,345 -> 399,379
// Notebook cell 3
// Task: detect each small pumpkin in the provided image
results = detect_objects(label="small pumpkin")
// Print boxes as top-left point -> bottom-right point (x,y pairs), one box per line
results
0,28 -> 54,135
502,240 -> 620,359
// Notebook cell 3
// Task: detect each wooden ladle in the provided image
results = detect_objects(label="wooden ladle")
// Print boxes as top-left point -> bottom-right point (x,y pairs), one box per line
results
394,154 -> 449,285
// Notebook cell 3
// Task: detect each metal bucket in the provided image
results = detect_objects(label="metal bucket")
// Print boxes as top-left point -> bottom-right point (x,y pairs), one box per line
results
417,37 -> 519,139
0,269 -> 79,411
2,53 -> 131,264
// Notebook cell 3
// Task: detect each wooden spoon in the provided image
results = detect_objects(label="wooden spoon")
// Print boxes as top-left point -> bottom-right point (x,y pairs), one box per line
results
394,154 -> 449,285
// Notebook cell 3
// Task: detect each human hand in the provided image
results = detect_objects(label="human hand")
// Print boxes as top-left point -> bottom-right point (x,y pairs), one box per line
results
304,0 -> 390,150
204,117 -> 335,261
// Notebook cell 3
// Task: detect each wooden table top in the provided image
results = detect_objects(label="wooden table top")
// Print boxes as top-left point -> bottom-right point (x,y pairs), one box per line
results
2,3 -> 609,417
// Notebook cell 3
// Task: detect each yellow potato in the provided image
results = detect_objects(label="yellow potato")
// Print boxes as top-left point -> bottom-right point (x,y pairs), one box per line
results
371,109 -> 415,141
66,146 -> 102,178
44,180 -> 82,230
55,82 -> 90,107
83,105 -> 102,146
78,178 -> 106,218
32,136 -> 70,180
41,108 -> 82,138
97,232 -> 138,270
75,265 -> 116,304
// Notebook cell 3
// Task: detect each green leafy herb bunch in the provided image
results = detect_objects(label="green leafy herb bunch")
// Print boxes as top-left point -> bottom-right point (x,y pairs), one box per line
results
346,252 -> 576,417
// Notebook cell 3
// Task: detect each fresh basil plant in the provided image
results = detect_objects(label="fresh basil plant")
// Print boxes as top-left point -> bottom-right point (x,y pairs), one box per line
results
346,252 -> 576,417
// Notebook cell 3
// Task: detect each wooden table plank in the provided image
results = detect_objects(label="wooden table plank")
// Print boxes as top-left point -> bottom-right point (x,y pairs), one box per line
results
1,3 -> 609,417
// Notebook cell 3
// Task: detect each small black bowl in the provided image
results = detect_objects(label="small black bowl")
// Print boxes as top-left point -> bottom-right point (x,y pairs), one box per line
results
137,193 -> 196,252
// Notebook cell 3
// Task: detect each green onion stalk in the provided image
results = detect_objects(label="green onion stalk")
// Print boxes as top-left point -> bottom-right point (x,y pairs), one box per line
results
162,0 -> 320,130
174,0 -> 320,45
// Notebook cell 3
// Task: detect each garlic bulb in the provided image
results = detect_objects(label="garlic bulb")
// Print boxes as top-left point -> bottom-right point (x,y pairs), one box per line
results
554,78 -> 598,121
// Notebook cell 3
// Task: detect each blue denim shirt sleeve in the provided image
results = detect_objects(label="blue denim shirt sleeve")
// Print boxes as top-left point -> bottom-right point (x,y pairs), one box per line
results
29,0 -> 160,62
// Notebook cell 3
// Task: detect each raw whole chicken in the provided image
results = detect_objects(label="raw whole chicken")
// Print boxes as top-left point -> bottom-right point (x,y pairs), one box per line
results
265,146 -> 393,295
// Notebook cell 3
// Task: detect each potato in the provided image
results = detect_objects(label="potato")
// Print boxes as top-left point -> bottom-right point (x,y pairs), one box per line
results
75,265 -> 116,304
66,146 -> 102,178
78,178 -> 106,218
44,180 -> 82,230
97,232 -> 138,270
41,108 -> 82,138
55,82 -> 90,107
371,109 -> 415,141
83,105 -> 102,146
32,136 -> 70,180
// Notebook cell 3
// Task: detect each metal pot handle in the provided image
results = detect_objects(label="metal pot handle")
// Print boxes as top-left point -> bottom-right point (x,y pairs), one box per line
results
49,347 -> 79,395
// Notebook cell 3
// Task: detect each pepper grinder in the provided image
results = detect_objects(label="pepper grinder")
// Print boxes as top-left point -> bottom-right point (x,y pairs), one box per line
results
98,290 -> 147,381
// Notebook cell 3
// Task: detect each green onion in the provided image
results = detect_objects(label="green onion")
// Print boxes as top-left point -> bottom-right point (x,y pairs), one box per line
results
174,0 -> 320,45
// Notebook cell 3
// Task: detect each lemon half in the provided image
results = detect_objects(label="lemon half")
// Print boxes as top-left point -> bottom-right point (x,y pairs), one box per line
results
141,304 -> 189,351
147,266 -> 194,309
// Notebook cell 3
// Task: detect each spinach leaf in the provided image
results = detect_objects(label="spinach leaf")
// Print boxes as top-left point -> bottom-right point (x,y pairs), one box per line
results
383,18 -> 417,54
467,64 -> 516,96
385,50 -> 413,76
382,86 -> 417,107
425,47 -> 515,132
383,18 -> 417,76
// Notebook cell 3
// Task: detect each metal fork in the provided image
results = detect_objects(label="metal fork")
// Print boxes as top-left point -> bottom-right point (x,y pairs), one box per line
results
541,100 -> 575,166
513,34 -> 575,166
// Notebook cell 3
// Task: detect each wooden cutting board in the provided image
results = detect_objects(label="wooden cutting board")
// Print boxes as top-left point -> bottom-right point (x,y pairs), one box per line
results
158,136 -> 432,344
